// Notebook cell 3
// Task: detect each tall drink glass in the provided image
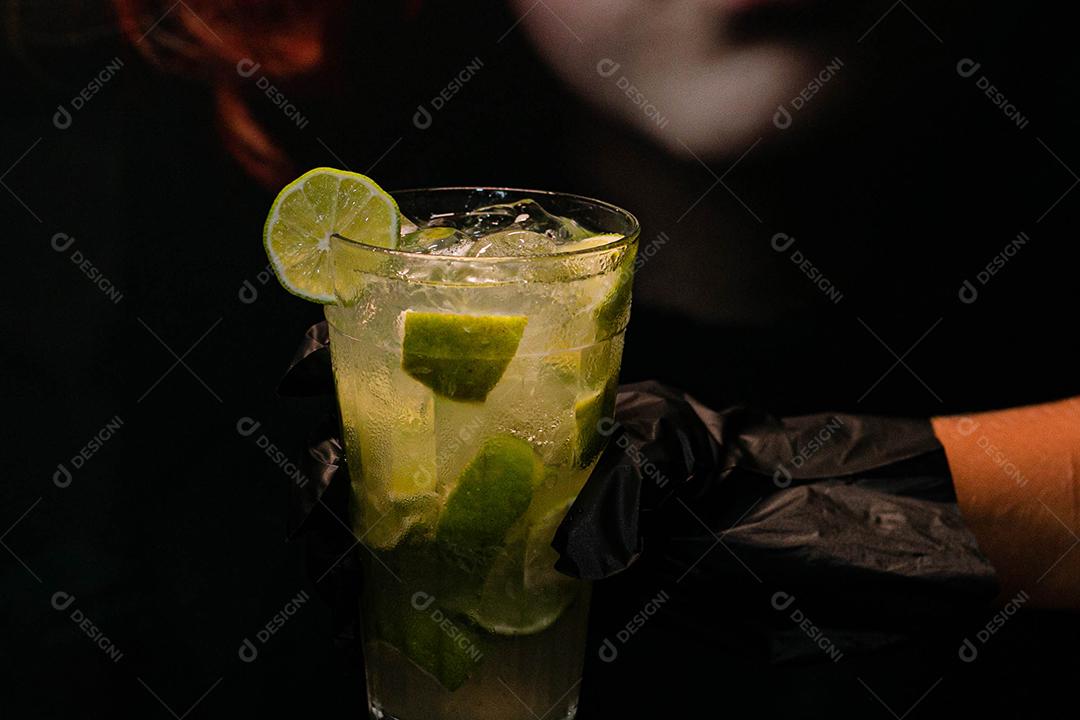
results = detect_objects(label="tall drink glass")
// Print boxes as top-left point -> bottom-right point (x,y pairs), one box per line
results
324,188 -> 639,720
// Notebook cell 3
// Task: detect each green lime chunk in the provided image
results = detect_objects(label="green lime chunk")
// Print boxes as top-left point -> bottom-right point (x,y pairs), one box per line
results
575,381 -> 617,468
437,435 -> 538,564
524,498 -> 578,592
594,266 -> 633,340
263,167 -> 399,303
580,340 -> 616,389
472,539 -> 579,636
402,311 -> 528,401
467,490 -> 582,637
367,545 -> 486,690
400,600 -> 485,690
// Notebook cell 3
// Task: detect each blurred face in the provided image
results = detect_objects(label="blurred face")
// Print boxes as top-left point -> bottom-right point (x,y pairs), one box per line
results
512,0 -> 844,158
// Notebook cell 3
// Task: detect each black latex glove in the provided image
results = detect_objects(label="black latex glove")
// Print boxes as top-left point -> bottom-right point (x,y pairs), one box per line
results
553,381 -> 997,597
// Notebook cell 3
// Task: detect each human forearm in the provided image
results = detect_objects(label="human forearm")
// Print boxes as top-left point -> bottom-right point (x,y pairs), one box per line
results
932,398 -> 1080,608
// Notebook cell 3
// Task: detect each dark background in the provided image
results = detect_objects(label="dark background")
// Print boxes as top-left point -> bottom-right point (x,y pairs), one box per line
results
2,1 -> 1078,718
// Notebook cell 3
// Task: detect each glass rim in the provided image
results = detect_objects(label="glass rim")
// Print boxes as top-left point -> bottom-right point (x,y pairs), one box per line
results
331,186 -> 640,262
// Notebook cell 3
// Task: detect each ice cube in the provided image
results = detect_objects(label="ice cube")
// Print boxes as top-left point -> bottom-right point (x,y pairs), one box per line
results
399,226 -> 475,256
333,352 -> 440,547
466,229 -> 557,257
504,199 -> 591,243
429,238 -> 475,257
399,215 -> 421,236
430,199 -> 591,243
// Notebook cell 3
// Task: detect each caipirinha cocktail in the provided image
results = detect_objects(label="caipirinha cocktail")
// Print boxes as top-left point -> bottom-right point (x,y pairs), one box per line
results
264,172 -> 638,720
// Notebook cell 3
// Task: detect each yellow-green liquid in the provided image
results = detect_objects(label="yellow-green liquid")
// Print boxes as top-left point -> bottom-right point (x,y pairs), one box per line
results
326,252 -> 628,720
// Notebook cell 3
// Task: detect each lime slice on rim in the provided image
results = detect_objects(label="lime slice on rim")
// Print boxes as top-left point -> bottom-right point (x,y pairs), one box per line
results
263,167 -> 399,302
402,311 -> 528,402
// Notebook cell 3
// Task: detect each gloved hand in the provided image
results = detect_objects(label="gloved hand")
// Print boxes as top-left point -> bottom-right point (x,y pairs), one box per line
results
553,381 -> 997,600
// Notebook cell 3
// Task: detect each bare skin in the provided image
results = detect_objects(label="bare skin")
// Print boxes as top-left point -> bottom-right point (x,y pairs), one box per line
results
933,398 -> 1080,609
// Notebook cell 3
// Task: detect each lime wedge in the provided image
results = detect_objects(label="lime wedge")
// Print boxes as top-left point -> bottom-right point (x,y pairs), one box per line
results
437,435 -> 538,564
367,546 -> 486,690
402,312 -> 528,402
594,265 -> 633,340
524,498 -> 578,592
574,382 -> 616,468
263,167 -> 399,303
580,339 -> 620,390
401,600 -> 485,690
471,537 -> 579,636
541,342 -> 615,392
